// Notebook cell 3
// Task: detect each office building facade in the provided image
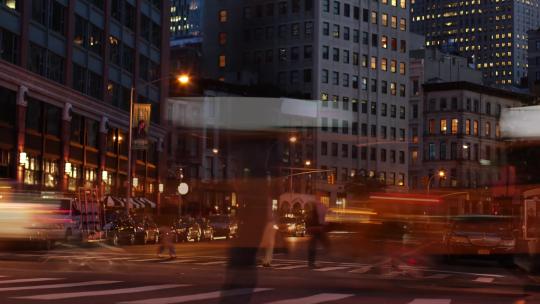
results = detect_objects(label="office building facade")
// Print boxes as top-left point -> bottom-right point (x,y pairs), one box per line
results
528,27 -> 540,96
411,0 -> 540,86
0,0 -> 170,204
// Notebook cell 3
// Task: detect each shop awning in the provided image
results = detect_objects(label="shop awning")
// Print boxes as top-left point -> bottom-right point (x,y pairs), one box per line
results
103,196 -> 157,209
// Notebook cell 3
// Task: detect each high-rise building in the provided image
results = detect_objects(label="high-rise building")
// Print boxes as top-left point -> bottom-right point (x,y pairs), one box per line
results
411,0 -> 540,87
528,27 -> 540,96
174,0 -> 412,205
0,1 -> 170,206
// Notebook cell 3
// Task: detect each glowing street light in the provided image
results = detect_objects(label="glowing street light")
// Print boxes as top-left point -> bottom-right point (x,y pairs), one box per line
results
305,160 -> 311,166
178,74 -> 190,85
289,136 -> 298,143
212,148 -> 219,155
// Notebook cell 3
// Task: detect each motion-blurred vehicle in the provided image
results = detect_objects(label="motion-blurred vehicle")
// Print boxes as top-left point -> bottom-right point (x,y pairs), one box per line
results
103,217 -> 138,246
277,216 -> 306,237
196,217 -> 214,241
0,191 -> 77,249
133,216 -> 160,244
208,215 -> 238,239
443,215 -> 516,264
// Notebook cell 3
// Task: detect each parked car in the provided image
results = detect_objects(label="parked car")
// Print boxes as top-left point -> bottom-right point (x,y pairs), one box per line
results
133,216 -> 160,244
443,215 -> 517,265
103,217 -> 137,246
277,216 -> 306,237
172,216 -> 202,242
208,215 -> 238,239
196,217 -> 214,241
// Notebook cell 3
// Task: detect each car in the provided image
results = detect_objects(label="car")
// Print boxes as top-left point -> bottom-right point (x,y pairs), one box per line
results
208,215 -> 238,239
277,217 -> 306,237
443,215 -> 517,265
103,217 -> 138,246
133,216 -> 160,244
172,216 -> 202,242
195,217 -> 214,241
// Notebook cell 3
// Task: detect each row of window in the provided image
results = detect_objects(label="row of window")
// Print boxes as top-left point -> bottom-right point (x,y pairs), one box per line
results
427,118 -> 500,138
323,166 -> 406,186
321,78 -> 407,96
426,142 -> 501,163
322,119 -> 407,140
243,0 -> 314,19
427,97 -> 503,116
323,31 -> 407,54
322,0 -> 407,17
321,142 -> 406,164
321,97 -> 407,117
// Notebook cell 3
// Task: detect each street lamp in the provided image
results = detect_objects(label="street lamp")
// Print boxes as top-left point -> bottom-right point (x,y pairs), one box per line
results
289,136 -> 298,143
427,170 -> 446,194
305,160 -> 311,166
126,74 -> 190,212
212,148 -> 219,155
177,182 -> 189,216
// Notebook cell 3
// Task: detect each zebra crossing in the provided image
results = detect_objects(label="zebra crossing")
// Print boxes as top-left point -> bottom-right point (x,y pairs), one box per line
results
0,274 -> 519,304
0,251 -> 512,285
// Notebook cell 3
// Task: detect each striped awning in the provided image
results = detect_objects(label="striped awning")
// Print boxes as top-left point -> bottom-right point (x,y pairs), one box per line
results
103,196 -> 157,209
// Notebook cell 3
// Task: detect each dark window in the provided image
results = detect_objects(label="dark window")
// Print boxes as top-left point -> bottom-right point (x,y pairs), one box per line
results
109,36 -> 120,65
28,43 -> 46,76
88,70 -> 103,100
74,15 -> 88,48
73,63 -> 87,94
122,45 -> 134,72
86,119 -> 99,147
70,114 -> 83,144
50,0 -> 66,35
47,51 -> 64,83
31,0 -> 47,25
89,23 -> 103,56
26,99 -> 42,131
0,87 -> 16,125
45,104 -> 60,136
0,28 -> 19,64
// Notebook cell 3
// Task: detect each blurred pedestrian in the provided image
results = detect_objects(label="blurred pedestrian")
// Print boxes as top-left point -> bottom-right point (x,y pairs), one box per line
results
157,223 -> 176,259
260,210 -> 276,267
306,201 -> 329,267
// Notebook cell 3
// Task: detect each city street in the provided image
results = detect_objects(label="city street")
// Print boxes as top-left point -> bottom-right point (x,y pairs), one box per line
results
1,234 -> 539,304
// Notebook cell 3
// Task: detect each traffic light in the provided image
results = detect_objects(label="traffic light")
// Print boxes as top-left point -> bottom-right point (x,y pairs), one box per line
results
327,173 -> 335,185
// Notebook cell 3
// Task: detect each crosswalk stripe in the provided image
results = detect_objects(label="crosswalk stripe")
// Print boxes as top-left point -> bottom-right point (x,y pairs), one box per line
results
160,259 -> 197,264
274,265 -> 307,270
408,299 -> 451,304
0,278 -> 63,284
128,258 -> 164,262
0,280 -> 120,292
425,274 -> 451,279
349,266 -> 372,274
118,288 -> 272,304
265,293 -> 354,304
194,261 -> 226,265
313,266 -> 349,272
14,284 -> 188,300
474,277 -> 494,283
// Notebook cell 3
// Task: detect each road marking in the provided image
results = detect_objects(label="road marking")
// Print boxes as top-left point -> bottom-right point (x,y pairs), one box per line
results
257,264 -> 289,268
313,266 -> 349,272
0,278 -> 63,284
408,299 -> 451,304
349,266 -> 372,274
118,288 -> 272,304
274,265 -> 307,270
14,284 -> 187,300
160,259 -> 196,264
474,277 -> 494,283
265,293 -> 354,304
424,274 -> 451,279
128,258 -> 164,262
194,261 -> 226,265
0,280 -> 120,292
422,269 -> 504,278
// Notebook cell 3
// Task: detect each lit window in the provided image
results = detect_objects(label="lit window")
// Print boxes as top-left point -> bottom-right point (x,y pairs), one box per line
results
219,55 -> 226,67
440,119 -> 447,134
219,10 -> 228,22
451,119 -> 459,135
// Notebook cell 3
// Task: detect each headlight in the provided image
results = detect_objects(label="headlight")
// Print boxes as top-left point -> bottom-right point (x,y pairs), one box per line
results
499,239 -> 515,247
273,225 -> 279,230
450,236 -> 470,244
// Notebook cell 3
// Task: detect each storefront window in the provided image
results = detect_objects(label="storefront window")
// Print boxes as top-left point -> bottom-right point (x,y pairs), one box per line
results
68,164 -> 81,191
0,150 -> 12,178
84,167 -> 96,187
23,156 -> 40,185
43,159 -> 58,188
45,104 -> 61,136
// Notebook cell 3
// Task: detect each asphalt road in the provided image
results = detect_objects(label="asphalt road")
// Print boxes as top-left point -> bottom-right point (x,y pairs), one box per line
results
0,234 -> 539,304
